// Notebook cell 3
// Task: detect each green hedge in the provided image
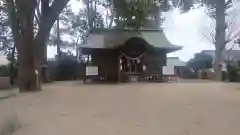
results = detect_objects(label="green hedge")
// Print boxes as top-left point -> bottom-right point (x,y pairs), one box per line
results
0,65 -> 10,77
228,65 -> 240,82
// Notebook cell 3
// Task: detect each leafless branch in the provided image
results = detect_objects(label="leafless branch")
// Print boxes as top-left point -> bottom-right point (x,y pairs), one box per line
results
226,0 -> 237,8
225,14 -> 240,46
202,1 -> 240,48
201,24 -> 216,44
34,0 -> 41,25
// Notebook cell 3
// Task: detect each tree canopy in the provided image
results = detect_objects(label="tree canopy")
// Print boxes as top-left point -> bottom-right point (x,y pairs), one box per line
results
48,5 -> 89,50
3,0 -> 73,91
0,1 -> 14,55
187,52 -> 213,72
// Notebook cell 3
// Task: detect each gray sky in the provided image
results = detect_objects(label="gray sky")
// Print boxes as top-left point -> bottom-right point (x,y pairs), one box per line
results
165,2 -> 240,61
163,6 -> 214,61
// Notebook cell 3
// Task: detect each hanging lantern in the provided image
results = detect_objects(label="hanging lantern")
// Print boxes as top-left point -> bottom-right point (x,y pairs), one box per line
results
137,59 -> 141,63
120,65 -> 122,71
143,65 -> 146,71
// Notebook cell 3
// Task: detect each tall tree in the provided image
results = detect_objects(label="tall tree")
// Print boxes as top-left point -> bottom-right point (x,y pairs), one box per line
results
48,6 -> 89,60
175,0 -> 235,80
187,52 -> 213,72
5,0 -> 71,91
82,0 -> 106,29
213,0 -> 227,80
202,3 -> 240,56
0,1 -> 14,57
200,0 -> 234,80
0,1 -> 17,86
56,17 -> 61,59
108,0 -> 164,29
83,0 -> 172,29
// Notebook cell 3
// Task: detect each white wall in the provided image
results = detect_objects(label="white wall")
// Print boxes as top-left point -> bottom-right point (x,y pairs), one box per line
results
163,57 -> 186,75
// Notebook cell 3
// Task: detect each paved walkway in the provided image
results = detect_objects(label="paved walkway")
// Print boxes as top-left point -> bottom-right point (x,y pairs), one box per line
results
13,82 -> 240,135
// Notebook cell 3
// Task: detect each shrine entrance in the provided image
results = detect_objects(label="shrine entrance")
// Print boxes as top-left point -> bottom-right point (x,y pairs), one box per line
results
119,53 -> 146,82
79,29 -> 182,84
118,37 -> 149,82
119,53 -> 144,74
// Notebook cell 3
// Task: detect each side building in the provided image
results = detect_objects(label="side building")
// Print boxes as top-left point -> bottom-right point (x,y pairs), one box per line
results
164,57 -> 186,76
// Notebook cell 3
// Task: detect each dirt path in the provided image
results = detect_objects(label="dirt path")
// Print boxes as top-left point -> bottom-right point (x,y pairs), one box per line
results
13,82 -> 240,135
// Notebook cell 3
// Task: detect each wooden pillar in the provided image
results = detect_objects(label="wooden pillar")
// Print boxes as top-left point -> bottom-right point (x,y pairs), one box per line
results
118,55 -> 121,82
134,60 -> 137,72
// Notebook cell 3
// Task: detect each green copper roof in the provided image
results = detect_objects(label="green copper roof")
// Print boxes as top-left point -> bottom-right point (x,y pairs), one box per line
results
80,29 -> 182,53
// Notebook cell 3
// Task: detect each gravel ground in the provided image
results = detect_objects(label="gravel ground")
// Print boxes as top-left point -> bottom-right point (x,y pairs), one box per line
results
13,81 -> 240,135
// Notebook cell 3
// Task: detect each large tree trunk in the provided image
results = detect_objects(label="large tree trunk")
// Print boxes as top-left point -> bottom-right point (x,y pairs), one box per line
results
9,44 -> 16,85
214,0 -> 226,81
214,46 -> 224,80
17,20 -> 38,91
7,0 -> 71,91
17,40 -> 37,91
16,0 -> 39,91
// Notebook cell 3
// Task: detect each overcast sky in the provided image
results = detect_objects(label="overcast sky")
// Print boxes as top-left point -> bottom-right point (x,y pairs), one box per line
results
165,2 -> 240,61
163,6 -> 216,61
47,0 -> 240,62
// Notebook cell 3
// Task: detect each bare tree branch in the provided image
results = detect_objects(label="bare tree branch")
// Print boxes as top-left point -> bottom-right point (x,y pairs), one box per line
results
201,23 -> 216,44
225,0 -> 237,8
34,0 -> 41,25
36,0 -> 70,38
202,0 -> 240,50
